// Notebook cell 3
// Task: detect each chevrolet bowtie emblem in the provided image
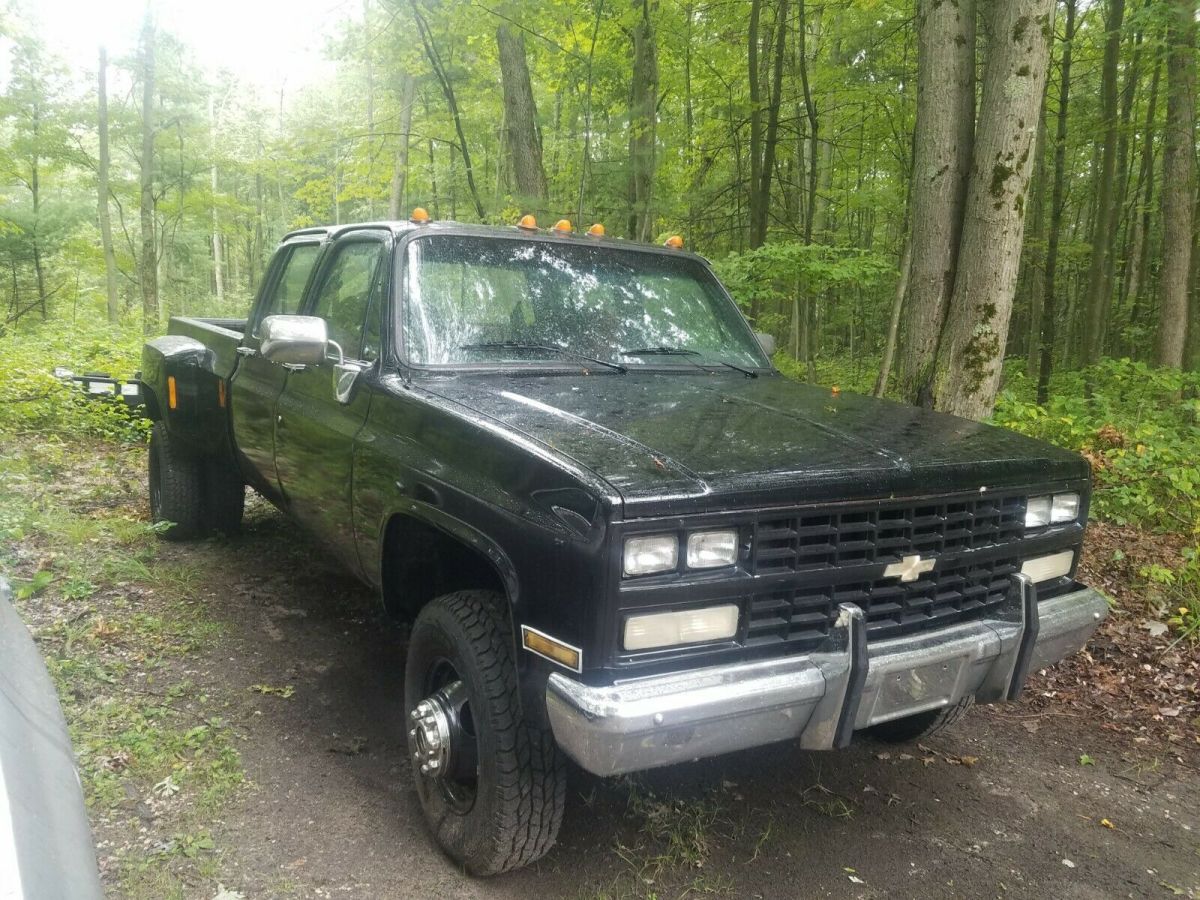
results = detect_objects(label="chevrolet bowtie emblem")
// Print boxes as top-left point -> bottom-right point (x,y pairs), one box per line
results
883,554 -> 936,583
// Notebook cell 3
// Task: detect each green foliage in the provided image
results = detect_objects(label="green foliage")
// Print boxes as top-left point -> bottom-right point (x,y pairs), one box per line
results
993,359 -> 1200,533
0,318 -> 148,443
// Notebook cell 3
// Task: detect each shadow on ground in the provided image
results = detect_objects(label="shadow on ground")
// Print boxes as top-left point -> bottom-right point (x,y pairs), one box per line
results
172,501 -> 1199,900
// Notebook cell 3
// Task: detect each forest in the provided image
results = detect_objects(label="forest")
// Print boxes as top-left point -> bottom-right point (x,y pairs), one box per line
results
1,0 -> 1197,413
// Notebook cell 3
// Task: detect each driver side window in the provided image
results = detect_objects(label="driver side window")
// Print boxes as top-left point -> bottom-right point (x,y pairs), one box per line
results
308,239 -> 385,362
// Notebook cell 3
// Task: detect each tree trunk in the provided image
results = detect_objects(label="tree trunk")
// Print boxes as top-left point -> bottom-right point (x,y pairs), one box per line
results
1080,0 -> 1125,364
209,95 -> 224,305
896,0 -> 975,405
388,72 -> 416,219
931,0 -> 1056,419
874,233 -> 913,397
1025,85 -> 1049,378
1185,185 -> 1200,370
363,0 -> 376,218
1124,55 -> 1161,326
139,12 -> 158,333
749,0 -> 789,248
98,46 -> 119,324
410,0 -> 486,220
1037,0 -> 1077,405
496,24 -> 549,209
1153,0 -> 1196,368
627,0 -> 658,241
748,0 -> 763,246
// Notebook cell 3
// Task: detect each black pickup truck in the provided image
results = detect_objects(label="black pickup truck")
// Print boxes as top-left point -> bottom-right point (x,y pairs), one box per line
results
141,215 -> 1107,875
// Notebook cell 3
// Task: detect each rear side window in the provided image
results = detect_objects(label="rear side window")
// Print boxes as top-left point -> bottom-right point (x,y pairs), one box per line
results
256,243 -> 321,331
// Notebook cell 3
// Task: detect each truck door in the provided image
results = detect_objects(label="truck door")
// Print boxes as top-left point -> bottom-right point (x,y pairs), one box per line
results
273,232 -> 388,575
229,239 -> 322,501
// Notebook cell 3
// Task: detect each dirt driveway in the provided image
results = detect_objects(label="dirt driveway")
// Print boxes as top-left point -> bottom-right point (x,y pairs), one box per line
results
5,440 -> 1198,899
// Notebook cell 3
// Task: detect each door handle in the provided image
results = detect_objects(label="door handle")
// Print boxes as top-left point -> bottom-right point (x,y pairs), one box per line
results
235,346 -> 256,357
282,363 -> 307,371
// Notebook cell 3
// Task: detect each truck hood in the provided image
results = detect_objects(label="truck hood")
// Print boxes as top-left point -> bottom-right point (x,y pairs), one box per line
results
422,372 -> 1088,517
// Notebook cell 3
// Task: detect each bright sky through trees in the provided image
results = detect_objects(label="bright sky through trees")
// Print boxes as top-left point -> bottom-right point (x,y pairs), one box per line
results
17,0 -> 344,88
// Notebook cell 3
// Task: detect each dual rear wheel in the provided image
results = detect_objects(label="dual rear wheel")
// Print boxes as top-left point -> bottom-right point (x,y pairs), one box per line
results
148,422 -> 244,539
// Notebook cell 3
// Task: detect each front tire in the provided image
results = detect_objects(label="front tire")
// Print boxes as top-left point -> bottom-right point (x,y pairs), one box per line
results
866,695 -> 974,743
404,590 -> 565,875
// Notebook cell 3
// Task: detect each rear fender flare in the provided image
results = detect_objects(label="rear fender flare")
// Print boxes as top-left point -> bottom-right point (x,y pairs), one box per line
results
141,336 -> 227,456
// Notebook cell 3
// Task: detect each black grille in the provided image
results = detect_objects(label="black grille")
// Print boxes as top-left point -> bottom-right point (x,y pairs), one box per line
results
751,494 -> 1026,575
745,556 -> 1020,647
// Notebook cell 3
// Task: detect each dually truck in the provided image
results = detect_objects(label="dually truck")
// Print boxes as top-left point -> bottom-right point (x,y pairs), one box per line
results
140,213 -> 1107,875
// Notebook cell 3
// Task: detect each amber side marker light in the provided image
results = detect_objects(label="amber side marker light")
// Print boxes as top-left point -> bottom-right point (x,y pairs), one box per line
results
521,625 -> 582,672
664,234 -> 684,249
552,218 -> 573,234
410,206 -> 431,224
586,223 -> 605,237
167,375 -> 178,410
831,384 -> 841,397
517,214 -> 538,230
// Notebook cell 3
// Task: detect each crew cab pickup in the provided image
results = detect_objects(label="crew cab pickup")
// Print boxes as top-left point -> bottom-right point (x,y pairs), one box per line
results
141,217 -> 1107,875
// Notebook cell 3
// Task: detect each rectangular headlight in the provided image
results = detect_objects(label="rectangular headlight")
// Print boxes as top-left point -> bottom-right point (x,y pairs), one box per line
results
1021,550 -> 1075,583
623,534 -> 678,576
1025,495 -> 1052,528
686,530 -> 737,569
1051,493 -> 1080,523
623,604 -> 739,651
1027,493 -> 1081,527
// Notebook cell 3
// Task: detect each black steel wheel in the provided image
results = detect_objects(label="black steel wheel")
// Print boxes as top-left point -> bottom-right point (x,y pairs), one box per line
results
404,590 -> 565,876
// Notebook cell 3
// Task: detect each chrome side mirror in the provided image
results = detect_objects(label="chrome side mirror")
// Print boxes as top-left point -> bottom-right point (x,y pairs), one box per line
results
755,332 -> 776,357
260,315 -> 329,366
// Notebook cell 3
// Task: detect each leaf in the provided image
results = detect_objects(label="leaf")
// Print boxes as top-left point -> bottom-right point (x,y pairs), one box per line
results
249,684 -> 294,698
1078,753 -> 1095,766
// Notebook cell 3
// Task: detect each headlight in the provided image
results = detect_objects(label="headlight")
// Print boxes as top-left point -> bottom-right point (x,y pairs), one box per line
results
686,530 -> 738,569
1021,550 -> 1075,583
1051,493 -> 1080,523
623,604 -> 739,651
623,534 -> 678,576
1026,492 -> 1080,527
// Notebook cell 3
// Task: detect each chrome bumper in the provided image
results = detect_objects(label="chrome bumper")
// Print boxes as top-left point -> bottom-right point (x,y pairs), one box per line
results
546,581 -> 1108,777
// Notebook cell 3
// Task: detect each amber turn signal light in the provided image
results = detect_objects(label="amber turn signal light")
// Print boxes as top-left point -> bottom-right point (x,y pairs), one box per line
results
410,206 -> 430,224
521,626 -> 581,672
831,384 -> 841,397
664,235 -> 684,249
517,214 -> 538,230
586,223 -> 605,237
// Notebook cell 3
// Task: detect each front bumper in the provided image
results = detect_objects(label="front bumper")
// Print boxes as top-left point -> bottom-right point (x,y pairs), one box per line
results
546,580 -> 1108,776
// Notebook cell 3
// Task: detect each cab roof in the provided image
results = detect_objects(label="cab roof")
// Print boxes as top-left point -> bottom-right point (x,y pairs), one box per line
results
278,219 -> 705,262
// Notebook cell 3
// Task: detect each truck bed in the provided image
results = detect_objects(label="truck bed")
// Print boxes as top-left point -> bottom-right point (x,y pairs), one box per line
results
169,316 -> 248,379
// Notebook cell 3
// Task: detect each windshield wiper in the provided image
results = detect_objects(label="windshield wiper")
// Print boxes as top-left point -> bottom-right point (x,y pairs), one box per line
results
620,346 -> 701,357
458,341 -> 627,374
621,346 -> 759,378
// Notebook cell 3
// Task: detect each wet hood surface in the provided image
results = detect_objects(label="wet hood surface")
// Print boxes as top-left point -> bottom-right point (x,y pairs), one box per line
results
417,371 -> 1088,516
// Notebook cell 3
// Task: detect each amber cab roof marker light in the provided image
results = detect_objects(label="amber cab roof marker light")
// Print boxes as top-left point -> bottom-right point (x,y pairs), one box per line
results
664,234 -> 684,249
552,219 -> 574,234
517,214 -> 538,231
410,206 -> 431,224
586,223 -> 605,237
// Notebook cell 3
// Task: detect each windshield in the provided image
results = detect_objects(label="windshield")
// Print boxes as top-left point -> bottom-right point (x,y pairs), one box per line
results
400,235 -> 769,371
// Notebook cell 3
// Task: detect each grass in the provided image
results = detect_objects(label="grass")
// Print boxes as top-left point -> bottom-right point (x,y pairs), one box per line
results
0,436 -> 245,899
